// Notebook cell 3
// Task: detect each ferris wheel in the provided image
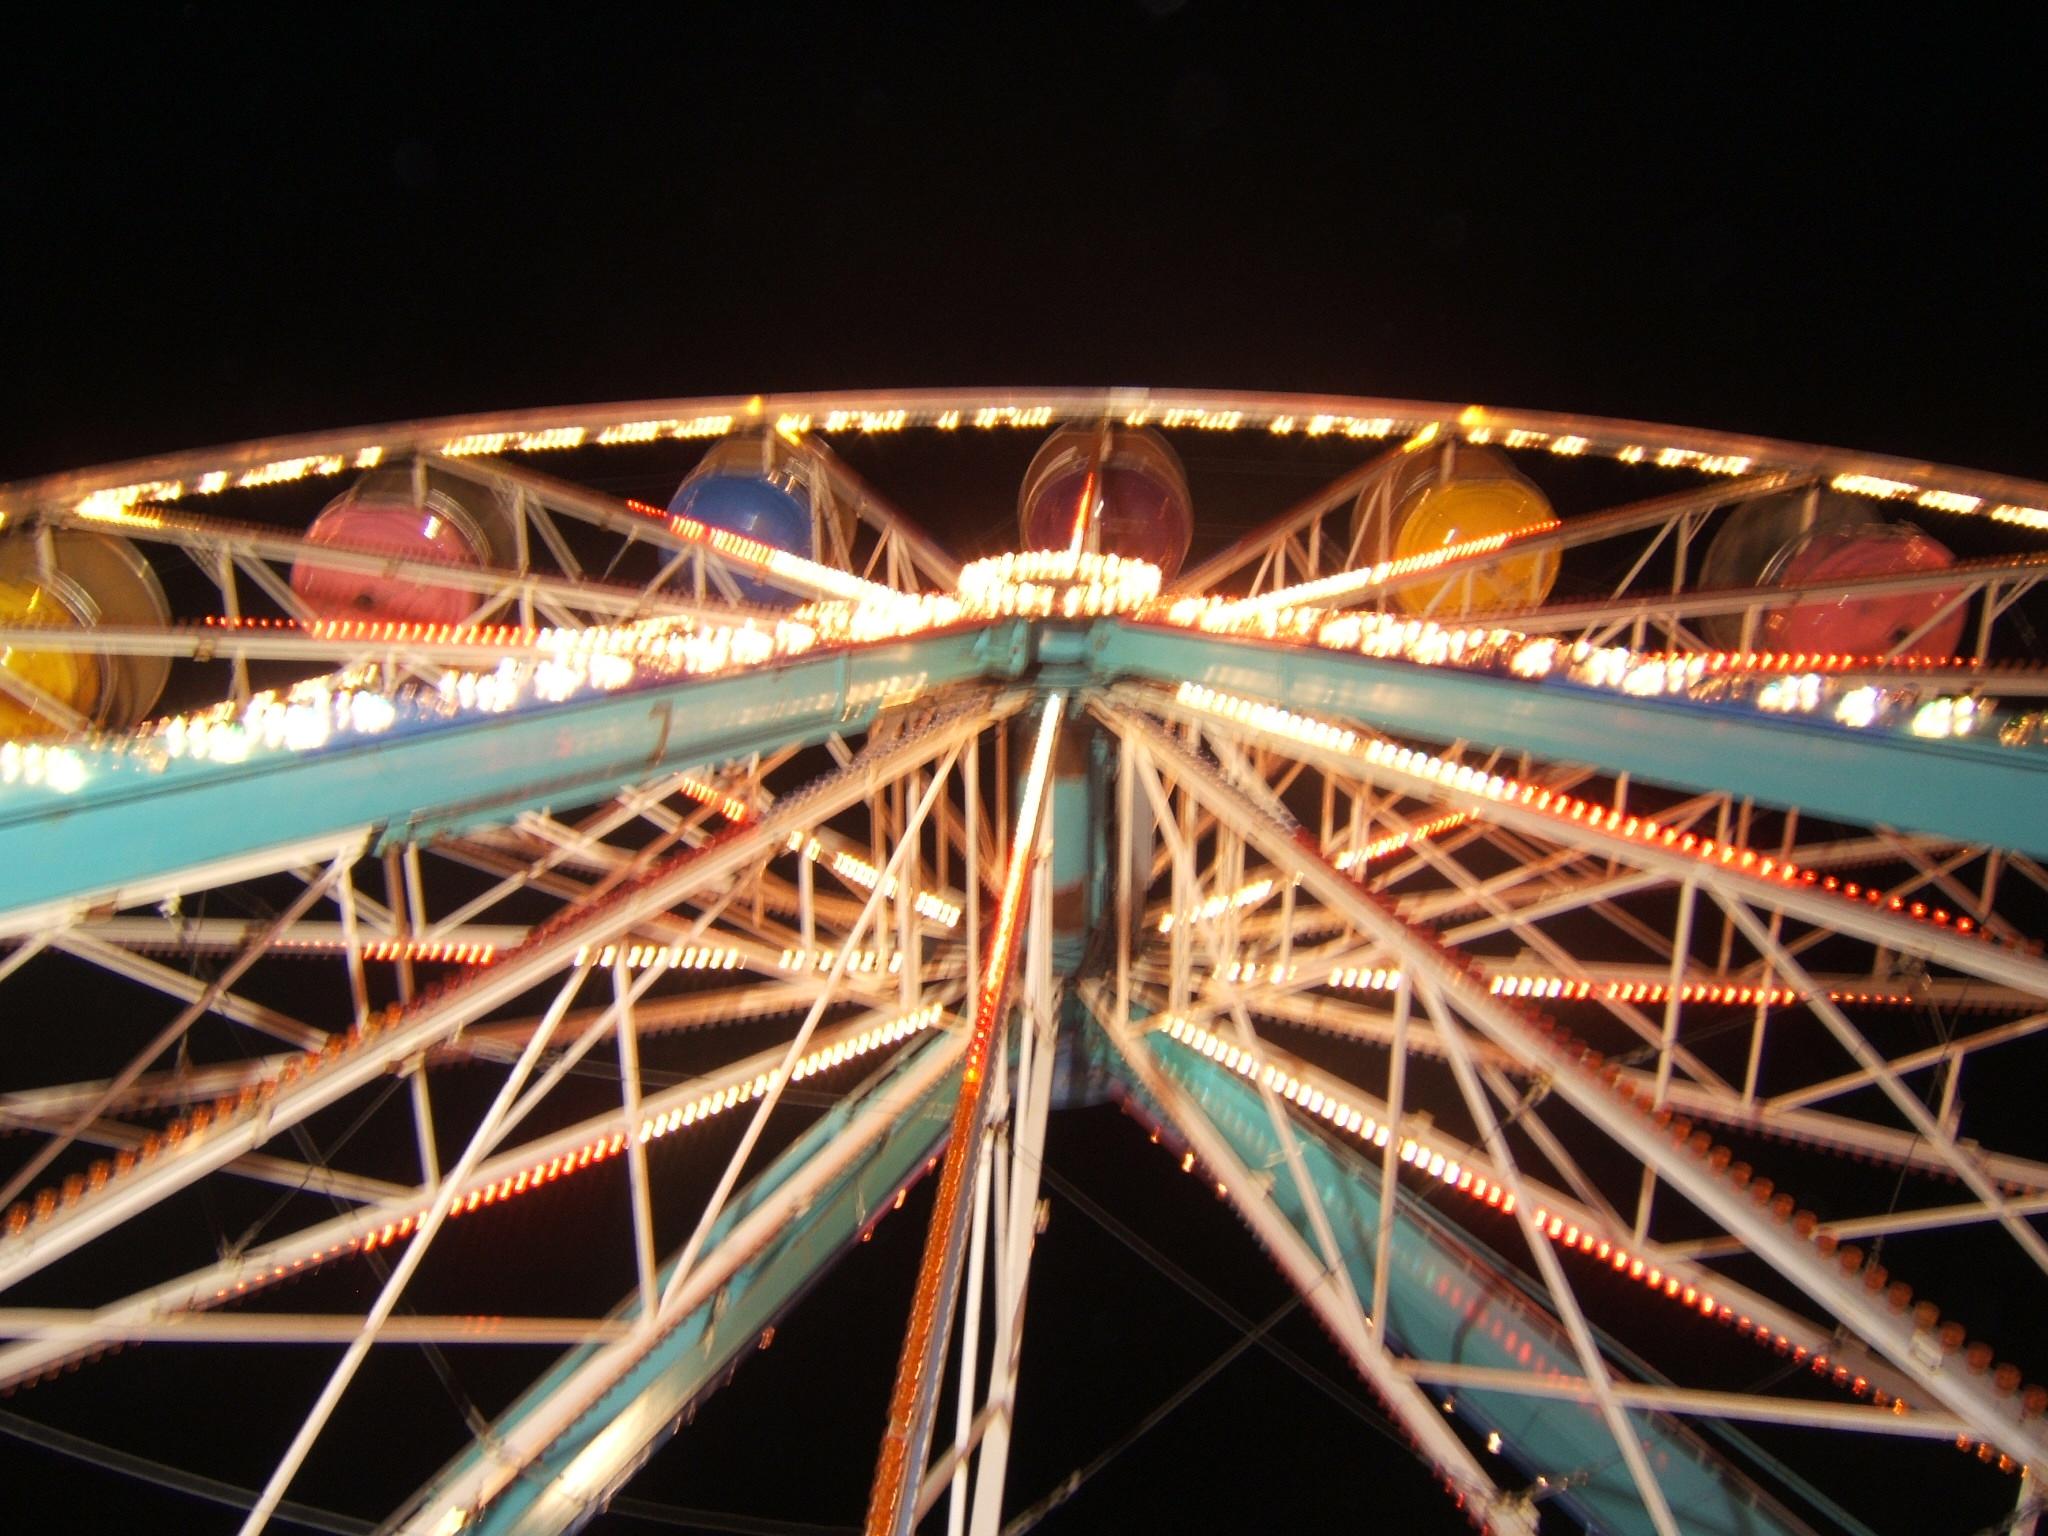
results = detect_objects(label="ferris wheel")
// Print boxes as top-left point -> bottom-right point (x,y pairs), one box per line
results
1,389 -> 2046,1536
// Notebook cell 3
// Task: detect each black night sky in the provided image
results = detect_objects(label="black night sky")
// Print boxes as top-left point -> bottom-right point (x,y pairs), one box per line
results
3,7 -> 2046,1535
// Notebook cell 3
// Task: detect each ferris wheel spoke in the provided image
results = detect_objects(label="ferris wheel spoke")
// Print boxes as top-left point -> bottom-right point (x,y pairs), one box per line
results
1147,1004 -> 1923,1400
1102,696 -> 2048,1467
0,640 -> 1008,935
1192,972 -> 1988,1479
1151,678 -> 2048,998
1162,710 -> 1736,1093
0,990 -> 956,1396
233,946 -> 679,1536
0,706 -> 992,1293
411,786 -> 682,938
1133,737 -> 1609,1273
1111,628 -> 2048,858
1421,975 -> 1678,1536
1117,760 -> 1380,1329
1088,987 -> 1541,1535
866,697 -> 1061,1536
392,1030 -> 966,1536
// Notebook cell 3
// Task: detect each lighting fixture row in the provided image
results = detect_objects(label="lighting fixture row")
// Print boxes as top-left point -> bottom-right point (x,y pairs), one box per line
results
55,401 -> 2046,540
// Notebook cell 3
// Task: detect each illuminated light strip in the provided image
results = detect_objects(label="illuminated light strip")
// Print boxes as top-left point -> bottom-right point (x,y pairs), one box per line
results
1300,414 -> 1396,439
73,500 -> 167,529
623,497 -> 913,609
1157,813 -> 1471,933
1175,683 -> 1359,754
675,778 -> 966,930
785,832 -> 966,929
237,455 -> 347,488
253,938 -> 503,966
1160,1015 -> 1517,1211
1173,683 -> 1997,946
955,550 -> 1163,620
512,427 -> 587,453
1483,975 -> 1925,1009
1282,612 -> 2004,744
199,614 -> 553,649
1625,647 -> 1980,676
965,692 -> 1063,1085
0,742 -> 89,794
866,699 -> 1058,1533
778,947 -> 905,976
822,409 -> 907,434
573,943 -> 742,972
1158,877 -> 1277,934
74,479 -> 183,517
1212,517 -> 1561,620
1832,473 -> 1920,501
972,406 -> 1054,430
1158,408 -> 1244,431
33,405 -> 2048,550
439,433 -> 515,458
1330,811 -> 1473,871
592,416 -> 735,445
1917,489 -> 1983,515
438,429 -> 590,457
677,776 -> 755,825
54,607 -> 860,787
1231,963 -> 1920,1009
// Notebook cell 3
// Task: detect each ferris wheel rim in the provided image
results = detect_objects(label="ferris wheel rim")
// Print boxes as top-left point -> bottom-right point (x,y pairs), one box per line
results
4,386 -> 2047,542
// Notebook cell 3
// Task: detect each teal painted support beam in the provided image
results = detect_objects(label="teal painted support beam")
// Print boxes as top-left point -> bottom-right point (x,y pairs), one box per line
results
395,1037 -> 960,1536
12,608 -> 2045,928
0,626 -> 1016,922
1089,620 -> 2048,857
1106,1024 -> 1824,1536
1043,710 -> 1105,975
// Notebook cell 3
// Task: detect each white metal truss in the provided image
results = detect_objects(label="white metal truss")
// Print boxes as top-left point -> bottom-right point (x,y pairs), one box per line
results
6,392 -> 2048,1536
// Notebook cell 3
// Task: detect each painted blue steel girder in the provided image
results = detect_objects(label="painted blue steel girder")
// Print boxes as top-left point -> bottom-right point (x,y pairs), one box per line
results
0,625 -> 1019,924
1086,620 -> 2048,857
1107,1020 -> 1829,1536
6,611 -> 2044,932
